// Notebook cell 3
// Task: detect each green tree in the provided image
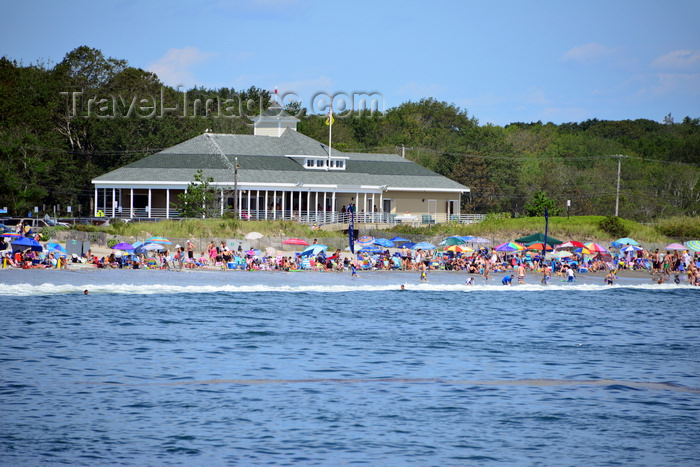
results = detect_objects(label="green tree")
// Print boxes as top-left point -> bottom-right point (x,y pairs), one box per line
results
177,170 -> 218,218
524,191 -> 563,217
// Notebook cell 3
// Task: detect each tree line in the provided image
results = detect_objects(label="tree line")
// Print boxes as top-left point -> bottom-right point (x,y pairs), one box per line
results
1,46 -> 698,221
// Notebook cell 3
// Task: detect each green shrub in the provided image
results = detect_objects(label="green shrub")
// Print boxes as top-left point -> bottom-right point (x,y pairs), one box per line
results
599,216 -> 630,238
107,239 -> 119,248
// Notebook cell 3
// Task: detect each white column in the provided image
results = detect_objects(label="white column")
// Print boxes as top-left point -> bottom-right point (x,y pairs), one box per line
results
265,190 -> 269,220
307,190 -> 311,222
323,193 -> 327,220
148,188 -> 152,217
331,191 -> 336,222
94,187 -> 98,216
238,189 -> 243,219
281,190 -> 285,219
219,189 -> 224,216
247,190 -> 251,219
166,189 -> 170,218
315,192 -> 319,221
111,189 -> 116,217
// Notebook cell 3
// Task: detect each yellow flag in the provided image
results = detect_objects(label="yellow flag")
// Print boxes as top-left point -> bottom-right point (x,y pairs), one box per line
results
325,110 -> 334,125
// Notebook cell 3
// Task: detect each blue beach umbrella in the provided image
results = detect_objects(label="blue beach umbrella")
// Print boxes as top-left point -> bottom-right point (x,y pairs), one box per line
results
360,245 -> 382,252
374,238 -> 395,248
300,244 -> 328,257
398,242 -> 416,249
412,241 -> 437,250
11,236 -> 43,252
390,236 -> 410,243
612,237 -> 638,248
46,243 -> 67,254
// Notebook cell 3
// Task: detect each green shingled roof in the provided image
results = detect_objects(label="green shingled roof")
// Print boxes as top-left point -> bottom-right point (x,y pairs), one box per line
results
93,130 -> 469,192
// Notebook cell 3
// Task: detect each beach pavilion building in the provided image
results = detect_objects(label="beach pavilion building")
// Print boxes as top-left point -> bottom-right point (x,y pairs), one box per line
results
91,103 -> 473,226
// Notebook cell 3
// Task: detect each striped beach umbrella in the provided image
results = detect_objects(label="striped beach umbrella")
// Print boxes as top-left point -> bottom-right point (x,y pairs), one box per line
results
146,236 -> 171,244
684,240 -> 700,252
584,242 -> 608,253
444,245 -> 473,253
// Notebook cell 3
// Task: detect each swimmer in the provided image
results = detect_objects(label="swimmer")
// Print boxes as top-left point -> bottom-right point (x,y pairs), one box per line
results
501,274 -> 514,286
604,271 -> 616,285
83,289 -> 89,295
400,284 -> 405,291
465,276 -> 474,285
351,264 -> 358,278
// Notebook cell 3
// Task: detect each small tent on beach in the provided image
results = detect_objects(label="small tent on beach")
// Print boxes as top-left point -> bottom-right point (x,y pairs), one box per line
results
514,233 -> 563,247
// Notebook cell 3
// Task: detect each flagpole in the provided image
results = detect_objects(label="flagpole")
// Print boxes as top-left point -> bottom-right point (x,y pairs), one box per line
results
327,106 -> 332,170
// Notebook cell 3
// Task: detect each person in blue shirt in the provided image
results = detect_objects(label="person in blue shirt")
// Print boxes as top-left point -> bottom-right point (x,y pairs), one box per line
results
502,274 -> 514,286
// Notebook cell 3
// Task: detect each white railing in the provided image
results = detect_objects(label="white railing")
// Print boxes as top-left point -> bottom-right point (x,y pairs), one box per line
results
107,208 -> 486,225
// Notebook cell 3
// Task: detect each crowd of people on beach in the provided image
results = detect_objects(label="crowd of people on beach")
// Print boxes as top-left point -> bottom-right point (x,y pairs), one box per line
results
2,237 -> 699,285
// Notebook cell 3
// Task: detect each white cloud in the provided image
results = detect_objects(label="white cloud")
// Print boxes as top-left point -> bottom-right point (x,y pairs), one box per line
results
652,50 -> 700,70
148,47 -> 216,88
650,73 -> 700,97
562,43 -> 621,65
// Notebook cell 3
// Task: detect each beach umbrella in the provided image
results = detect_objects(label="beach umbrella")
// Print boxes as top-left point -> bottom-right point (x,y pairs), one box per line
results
244,231 -> 264,240
282,238 -> 310,246
526,242 -> 553,251
412,241 -> 437,250
390,236 -> 410,243
495,242 -> 525,252
466,236 -> 491,244
584,242 -> 608,253
441,236 -> 466,246
664,243 -> 686,250
574,247 -> 592,255
359,245 -> 382,253
551,251 -> 573,259
684,240 -> 700,252
46,243 -> 67,254
444,245 -> 473,253
138,243 -> 166,252
374,238 -> 395,248
515,233 -> 563,246
300,244 -> 328,257
620,245 -> 642,253
357,235 -> 375,244
398,242 -> 416,249
612,237 -> 638,248
559,240 -> 586,249
2,232 -> 22,238
146,236 -> 171,244
11,237 -> 43,252
246,249 -> 263,256
112,242 -> 135,251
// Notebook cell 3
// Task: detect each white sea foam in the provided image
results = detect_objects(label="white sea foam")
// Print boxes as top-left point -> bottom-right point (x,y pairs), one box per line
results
0,280 -> 692,296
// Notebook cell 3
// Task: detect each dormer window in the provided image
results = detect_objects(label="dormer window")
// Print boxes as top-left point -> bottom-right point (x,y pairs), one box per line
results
291,155 -> 348,170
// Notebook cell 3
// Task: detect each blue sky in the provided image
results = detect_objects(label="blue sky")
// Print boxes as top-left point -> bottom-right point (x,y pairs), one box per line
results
2,0 -> 698,125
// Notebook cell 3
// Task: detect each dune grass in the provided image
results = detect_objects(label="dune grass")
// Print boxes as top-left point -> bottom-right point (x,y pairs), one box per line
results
97,215 -> 696,245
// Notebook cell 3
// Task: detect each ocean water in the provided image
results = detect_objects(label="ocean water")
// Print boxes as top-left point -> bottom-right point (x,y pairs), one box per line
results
1,269 -> 698,466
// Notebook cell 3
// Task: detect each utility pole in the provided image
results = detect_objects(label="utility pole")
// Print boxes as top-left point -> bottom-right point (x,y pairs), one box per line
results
396,144 -> 413,158
233,156 -> 239,219
613,154 -> 626,217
